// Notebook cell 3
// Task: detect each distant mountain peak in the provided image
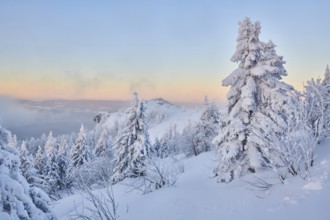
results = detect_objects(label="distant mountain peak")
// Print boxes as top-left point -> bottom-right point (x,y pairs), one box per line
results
148,98 -> 173,106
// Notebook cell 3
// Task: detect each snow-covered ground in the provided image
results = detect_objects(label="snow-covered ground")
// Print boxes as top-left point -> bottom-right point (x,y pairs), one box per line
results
52,136 -> 330,220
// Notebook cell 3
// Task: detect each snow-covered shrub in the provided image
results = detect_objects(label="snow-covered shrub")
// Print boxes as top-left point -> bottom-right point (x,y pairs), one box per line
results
74,153 -> 114,189
130,157 -> 184,194
264,94 -> 318,182
71,186 -> 118,220
303,77 -> 328,143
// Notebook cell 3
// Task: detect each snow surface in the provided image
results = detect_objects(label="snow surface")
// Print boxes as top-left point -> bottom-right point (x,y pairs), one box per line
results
52,137 -> 330,220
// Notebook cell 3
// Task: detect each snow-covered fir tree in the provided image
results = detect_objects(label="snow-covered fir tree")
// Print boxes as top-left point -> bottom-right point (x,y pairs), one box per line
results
153,137 -> 162,157
192,97 -> 221,155
33,144 -> 51,193
19,141 -> 47,190
181,122 -> 199,157
0,126 -> 55,219
322,65 -> 330,137
35,144 -> 47,175
19,141 -> 36,183
112,92 -> 152,183
56,137 -> 70,190
26,137 -> 39,156
44,131 -> 56,157
155,125 -> 179,158
323,65 -> 330,86
95,128 -> 111,157
46,141 -> 61,195
213,18 -> 294,182
44,132 -> 59,183
68,124 -> 91,173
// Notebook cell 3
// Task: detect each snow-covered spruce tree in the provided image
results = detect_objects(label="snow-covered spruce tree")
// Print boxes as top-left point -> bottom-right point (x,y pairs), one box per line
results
46,143 -> 61,195
322,65 -> 330,137
111,92 -> 152,183
68,124 -> 92,174
156,125 -> 179,158
19,141 -> 47,190
56,137 -> 70,190
20,141 -> 36,183
213,18 -> 294,182
44,131 -> 55,156
191,97 -> 221,156
0,126 -> 55,219
33,144 -> 51,193
44,132 -> 58,176
303,78 -> 328,143
181,122 -> 199,157
95,128 -> 111,157
68,125 -> 92,187
26,137 -> 39,157
35,144 -> 47,175
323,64 -> 330,86
153,137 -> 162,157
35,131 -> 61,195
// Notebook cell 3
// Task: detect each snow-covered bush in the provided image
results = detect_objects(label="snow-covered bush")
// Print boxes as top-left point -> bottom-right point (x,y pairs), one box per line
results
130,157 -> 184,194
263,93 -> 318,182
74,153 -> 114,189
303,77 -> 328,143
71,186 -> 118,220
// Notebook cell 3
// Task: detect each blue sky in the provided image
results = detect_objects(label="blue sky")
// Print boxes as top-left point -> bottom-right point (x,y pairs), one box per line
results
0,0 -> 329,102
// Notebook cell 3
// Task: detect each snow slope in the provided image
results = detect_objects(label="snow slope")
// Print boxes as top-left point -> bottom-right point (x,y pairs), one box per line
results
53,139 -> 330,220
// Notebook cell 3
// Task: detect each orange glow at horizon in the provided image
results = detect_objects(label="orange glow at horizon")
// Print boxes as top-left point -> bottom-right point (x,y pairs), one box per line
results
0,74 -> 306,104
0,75 -> 229,103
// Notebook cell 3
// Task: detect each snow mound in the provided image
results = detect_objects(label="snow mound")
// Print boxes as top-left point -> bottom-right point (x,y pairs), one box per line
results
303,181 -> 323,190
